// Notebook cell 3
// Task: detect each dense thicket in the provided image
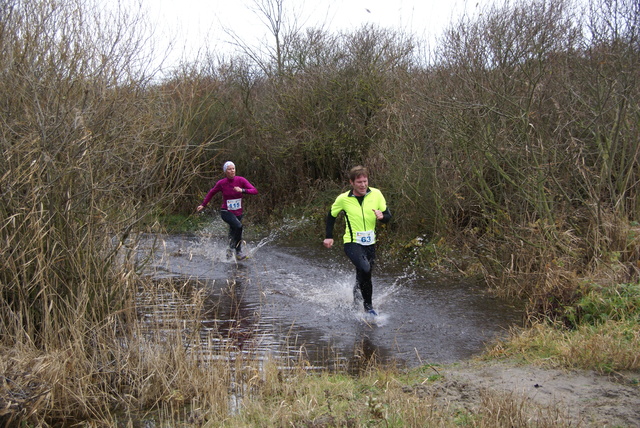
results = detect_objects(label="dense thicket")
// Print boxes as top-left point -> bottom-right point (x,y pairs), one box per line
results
1,0 -> 639,347
0,0 -> 216,346
171,0 -> 639,315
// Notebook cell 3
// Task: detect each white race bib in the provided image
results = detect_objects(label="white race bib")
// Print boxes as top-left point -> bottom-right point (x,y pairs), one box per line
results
226,198 -> 242,210
356,230 -> 375,245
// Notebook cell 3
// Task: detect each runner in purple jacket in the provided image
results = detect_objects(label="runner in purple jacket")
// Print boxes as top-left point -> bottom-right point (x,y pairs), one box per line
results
197,161 -> 258,260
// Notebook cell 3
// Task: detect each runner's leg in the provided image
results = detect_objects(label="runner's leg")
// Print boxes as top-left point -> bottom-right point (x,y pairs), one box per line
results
220,211 -> 244,253
344,243 -> 376,310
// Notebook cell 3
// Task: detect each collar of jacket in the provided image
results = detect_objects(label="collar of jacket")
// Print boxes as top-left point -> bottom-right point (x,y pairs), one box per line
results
348,188 -> 371,197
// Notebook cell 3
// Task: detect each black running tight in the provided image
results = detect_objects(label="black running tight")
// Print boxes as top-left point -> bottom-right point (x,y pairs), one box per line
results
344,243 -> 376,309
220,210 -> 243,252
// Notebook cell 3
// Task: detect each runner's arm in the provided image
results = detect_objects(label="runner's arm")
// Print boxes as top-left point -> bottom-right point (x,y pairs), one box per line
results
325,211 -> 337,239
240,178 -> 258,195
199,183 -> 221,209
380,208 -> 391,224
323,211 -> 337,248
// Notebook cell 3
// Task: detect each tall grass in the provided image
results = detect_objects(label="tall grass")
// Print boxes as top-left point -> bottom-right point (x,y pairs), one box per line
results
487,281 -> 640,371
0,0 -> 215,346
0,277 -> 259,425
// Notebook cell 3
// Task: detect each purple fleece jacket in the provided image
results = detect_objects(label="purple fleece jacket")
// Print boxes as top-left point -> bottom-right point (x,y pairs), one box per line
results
200,176 -> 258,215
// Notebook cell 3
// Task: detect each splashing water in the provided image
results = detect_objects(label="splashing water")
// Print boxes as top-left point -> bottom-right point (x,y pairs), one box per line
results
135,218 -> 524,370
190,214 -> 312,262
252,216 -> 312,252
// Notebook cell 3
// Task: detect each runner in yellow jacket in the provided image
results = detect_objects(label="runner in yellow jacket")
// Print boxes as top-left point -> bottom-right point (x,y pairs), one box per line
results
323,166 -> 391,315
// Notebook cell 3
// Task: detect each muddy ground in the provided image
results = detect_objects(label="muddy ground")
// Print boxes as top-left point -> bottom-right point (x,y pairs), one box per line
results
413,359 -> 640,427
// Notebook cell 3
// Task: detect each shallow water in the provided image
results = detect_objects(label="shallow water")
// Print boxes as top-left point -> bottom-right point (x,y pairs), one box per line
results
136,220 -> 523,371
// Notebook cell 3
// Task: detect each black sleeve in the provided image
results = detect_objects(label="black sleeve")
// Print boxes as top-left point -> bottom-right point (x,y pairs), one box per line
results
380,208 -> 391,224
325,210 -> 337,239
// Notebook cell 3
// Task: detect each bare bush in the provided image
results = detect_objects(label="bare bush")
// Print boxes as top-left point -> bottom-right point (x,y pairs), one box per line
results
0,0 -> 215,346
181,1 -> 639,304
421,0 -> 640,304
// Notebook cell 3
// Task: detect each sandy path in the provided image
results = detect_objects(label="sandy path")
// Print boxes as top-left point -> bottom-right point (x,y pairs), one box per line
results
423,360 -> 640,427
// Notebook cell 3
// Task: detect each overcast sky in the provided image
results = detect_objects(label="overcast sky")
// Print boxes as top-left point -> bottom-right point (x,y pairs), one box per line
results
139,0 -> 498,70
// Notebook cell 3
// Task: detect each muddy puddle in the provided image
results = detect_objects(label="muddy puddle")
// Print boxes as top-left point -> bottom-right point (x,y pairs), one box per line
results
135,219 -> 523,371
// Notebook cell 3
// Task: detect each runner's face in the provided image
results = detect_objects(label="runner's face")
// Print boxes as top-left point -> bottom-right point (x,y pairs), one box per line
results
351,175 -> 368,196
225,165 -> 236,178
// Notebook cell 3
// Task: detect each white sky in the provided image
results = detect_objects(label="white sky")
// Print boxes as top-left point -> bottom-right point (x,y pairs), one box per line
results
140,0 -> 498,70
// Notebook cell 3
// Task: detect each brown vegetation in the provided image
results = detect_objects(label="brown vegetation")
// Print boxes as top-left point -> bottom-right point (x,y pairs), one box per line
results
1,0 -> 639,425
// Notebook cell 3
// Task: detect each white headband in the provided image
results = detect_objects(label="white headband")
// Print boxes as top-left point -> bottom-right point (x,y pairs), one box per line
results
223,161 -> 235,172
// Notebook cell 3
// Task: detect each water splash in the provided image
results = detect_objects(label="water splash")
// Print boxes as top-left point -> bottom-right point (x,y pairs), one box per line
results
191,214 -> 311,260
137,232 -> 524,369
252,216 -> 311,252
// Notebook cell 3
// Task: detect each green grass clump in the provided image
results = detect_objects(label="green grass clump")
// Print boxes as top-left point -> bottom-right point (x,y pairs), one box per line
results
487,281 -> 640,372
564,282 -> 640,327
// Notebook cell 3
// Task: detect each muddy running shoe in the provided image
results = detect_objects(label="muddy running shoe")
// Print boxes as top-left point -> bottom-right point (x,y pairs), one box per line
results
364,303 -> 377,316
236,251 -> 247,261
226,249 -> 234,260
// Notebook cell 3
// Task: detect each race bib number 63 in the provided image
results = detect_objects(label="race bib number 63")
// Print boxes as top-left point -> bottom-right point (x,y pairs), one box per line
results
356,230 -> 375,245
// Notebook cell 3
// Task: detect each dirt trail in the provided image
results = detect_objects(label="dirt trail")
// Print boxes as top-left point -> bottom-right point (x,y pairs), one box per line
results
425,360 -> 640,427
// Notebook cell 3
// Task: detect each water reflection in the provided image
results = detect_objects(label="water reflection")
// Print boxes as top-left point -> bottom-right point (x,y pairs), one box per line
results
135,227 -> 523,371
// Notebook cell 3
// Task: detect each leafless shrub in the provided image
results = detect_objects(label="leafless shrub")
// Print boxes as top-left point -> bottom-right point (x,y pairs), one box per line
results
417,0 -> 640,305
182,0 -> 639,307
0,0 -> 216,347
